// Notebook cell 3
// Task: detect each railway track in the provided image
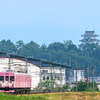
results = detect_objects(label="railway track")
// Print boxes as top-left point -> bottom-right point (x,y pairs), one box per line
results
7,91 -> 66,95
8,92 -> 54,95
5,89 -> 69,95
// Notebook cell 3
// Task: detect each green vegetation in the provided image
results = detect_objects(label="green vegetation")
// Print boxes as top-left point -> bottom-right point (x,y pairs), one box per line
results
2,91 -> 100,100
0,39 -> 100,77
37,80 -> 51,90
37,78 -> 69,91
0,92 -> 49,100
62,84 -> 69,89
37,80 -> 98,92
71,81 -> 98,92
1,92 -> 100,100
37,77 -> 61,90
43,92 -> 100,100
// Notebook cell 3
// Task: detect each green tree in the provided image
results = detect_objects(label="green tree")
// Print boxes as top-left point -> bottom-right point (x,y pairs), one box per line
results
0,39 -> 17,53
16,40 -> 24,50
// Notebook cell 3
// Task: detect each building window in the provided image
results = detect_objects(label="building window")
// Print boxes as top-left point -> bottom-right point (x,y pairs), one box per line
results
47,76 -> 49,80
42,70 -> 48,73
43,76 -> 45,80
57,77 -> 60,80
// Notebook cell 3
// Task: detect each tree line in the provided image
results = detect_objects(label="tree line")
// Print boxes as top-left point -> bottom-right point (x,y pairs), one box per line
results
0,39 -> 100,76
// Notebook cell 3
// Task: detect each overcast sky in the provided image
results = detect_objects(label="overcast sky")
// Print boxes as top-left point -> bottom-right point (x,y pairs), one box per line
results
0,0 -> 100,46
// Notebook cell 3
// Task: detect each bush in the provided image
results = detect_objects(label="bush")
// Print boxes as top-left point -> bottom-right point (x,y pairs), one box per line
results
71,81 -> 98,92
63,84 -> 69,89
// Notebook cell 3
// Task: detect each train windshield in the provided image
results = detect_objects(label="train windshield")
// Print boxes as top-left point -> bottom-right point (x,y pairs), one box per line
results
10,76 -> 14,81
6,76 -> 9,81
0,76 -> 4,81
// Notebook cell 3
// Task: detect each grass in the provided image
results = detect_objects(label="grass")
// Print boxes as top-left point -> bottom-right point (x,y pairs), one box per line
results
1,92 -> 100,100
32,92 -> 100,100
0,92 -> 49,100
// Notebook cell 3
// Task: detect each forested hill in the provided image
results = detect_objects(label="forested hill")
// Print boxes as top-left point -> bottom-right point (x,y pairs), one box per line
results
0,39 -> 100,76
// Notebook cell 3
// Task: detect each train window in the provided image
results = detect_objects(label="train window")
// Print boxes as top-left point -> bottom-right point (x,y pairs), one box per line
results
6,76 -> 9,81
0,76 -> 4,81
10,76 -> 14,81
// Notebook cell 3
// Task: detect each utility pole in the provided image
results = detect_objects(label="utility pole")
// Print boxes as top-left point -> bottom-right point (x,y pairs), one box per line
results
92,66 -> 94,90
76,60 -> 77,92
50,64 -> 52,92
87,64 -> 88,90
26,58 -> 28,73
60,67 -> 62,89
39,62 -> 42,92
8,54 -> 11,70
69,58 -> 71,90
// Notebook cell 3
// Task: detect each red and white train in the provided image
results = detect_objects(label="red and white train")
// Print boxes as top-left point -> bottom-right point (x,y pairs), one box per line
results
0,72 -> 31,93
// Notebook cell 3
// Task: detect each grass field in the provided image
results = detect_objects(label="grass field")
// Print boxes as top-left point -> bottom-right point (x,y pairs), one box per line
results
0,92 -> 49,100
1,92 -> 100,100
33,92 -> 100,100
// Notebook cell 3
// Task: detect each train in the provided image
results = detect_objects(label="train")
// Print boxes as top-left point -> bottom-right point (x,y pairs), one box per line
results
0,71 -> 32,93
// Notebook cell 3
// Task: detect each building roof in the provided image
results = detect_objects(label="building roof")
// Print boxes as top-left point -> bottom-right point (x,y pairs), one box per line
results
81,31 -> 99,37
79,39 -> 100,42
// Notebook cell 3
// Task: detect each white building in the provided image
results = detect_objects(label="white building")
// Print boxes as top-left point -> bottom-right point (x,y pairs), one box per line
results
79,31 -> 100,48
70,70 -> 84,82
41,67 -> 66,87
89,77 -> 100,83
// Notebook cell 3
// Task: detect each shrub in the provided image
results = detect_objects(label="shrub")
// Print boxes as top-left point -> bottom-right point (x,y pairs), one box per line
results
71,81 -> 98,92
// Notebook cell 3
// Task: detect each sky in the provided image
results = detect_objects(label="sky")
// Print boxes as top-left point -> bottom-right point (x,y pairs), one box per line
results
0,0 -> 100,46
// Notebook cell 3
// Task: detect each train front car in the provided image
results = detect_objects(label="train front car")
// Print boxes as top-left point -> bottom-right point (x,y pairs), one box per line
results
0,72 -> 14,92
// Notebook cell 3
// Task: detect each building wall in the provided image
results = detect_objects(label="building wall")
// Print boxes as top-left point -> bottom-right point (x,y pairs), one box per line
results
70,70 -> 84,82
89,77 -> 100,83
41,67 -> 66,87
